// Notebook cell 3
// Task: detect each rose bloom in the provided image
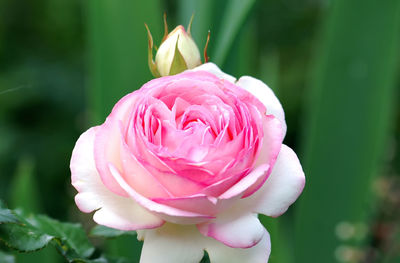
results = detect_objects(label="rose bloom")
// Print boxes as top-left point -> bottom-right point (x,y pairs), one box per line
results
71,63 -> 305,263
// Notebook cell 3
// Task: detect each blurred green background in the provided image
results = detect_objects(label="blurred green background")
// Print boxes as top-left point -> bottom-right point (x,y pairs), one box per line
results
0,0 -> 399,262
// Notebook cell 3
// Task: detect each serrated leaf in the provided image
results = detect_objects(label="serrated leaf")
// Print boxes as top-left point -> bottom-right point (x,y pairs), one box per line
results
0,202 -> 19,224
0,201 -> 94,260
90,225 -> 136,239
0,251 -> 15,263
29,215 -> 95,258
0,223 -> 53,252
0,202 -> 139,263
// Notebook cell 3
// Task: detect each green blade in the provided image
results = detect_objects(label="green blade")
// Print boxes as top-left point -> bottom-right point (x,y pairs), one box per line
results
177,0 -> 214,54
295,1 -> 400,262
212,0 -> 256,66
9,156 -> 40,214
86,0 -> 163,124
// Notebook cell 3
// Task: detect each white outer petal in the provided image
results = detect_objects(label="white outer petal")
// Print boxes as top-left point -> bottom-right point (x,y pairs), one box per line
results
70,127 -> 164,230
244,144 -> 305,217
139,223 -> 270,263
139,224 -> 204,263
236,76 -> 287,136
190,62 -> 237,83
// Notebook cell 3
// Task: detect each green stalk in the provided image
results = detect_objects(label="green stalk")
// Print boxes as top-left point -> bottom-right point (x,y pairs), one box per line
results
295,1 -> 400,262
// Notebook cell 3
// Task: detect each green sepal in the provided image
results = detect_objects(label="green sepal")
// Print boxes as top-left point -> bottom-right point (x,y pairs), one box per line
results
168,36 -> 188,75
144,24 -> 160,78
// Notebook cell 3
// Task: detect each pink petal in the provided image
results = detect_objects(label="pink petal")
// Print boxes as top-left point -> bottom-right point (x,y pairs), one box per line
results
120,139 -> 172,198
218,164 -> 270,200
70,127 -> 164,230
206,228 -> 271,263
246,144 -> 305,217
94,118 -> 129,197
141,163 -> 207,197
201,168 -> 247,197
197,211 -> 265,248
108,163 -> 214,224
152,195 -> 218,216
241,115 -> 283,198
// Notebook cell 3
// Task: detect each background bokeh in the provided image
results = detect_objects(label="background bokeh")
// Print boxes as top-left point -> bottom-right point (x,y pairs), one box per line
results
0,0 -> 399,262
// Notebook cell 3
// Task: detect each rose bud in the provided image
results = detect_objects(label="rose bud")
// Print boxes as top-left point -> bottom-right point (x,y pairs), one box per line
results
146,14 -> 207,77
155,25 -> 201,76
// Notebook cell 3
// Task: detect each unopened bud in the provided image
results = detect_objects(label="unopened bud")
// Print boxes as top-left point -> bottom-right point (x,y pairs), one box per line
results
155,26 -> 201,76
145,14 -> 209,77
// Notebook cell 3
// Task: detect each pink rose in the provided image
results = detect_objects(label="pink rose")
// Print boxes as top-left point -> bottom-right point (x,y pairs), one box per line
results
71,63 -> 305,263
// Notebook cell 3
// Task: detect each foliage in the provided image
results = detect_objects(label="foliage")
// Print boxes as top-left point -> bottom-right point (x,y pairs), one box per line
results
90,225 -> 136,239
0,201 -> 138,263
0,201 -> 92,261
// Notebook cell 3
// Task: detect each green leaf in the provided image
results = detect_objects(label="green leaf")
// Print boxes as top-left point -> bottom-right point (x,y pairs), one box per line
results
294,1 -> 400,262
29,214 -> 95,258
103,235 -> 142,263
0,201 -> 19,224
86,0 -> 163,124
177,0 -> 214,50
90,225 -> 136,239
0,203 -> 135,263
0,223 -> 53,252
0,251 -> 15,263
0,202 -> 94,260
212,0 -> 257,66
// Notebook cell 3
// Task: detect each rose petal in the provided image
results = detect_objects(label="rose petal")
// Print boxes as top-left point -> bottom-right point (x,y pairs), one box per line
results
197,210 -> 264,248
219,163 -> 269,200
206,228 -> 270,263
94,118 -> 129,196
245,144 -> 305,217
236,76 -> 287,136
241,115 -> 283,198
70,127 -> 164,230
139,224 -> 205,263
120,139 -> 172,198
190,62 -> 237,83
108,163 -> 214,224
139,223 -> 270,263
152,195 -> 218,216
